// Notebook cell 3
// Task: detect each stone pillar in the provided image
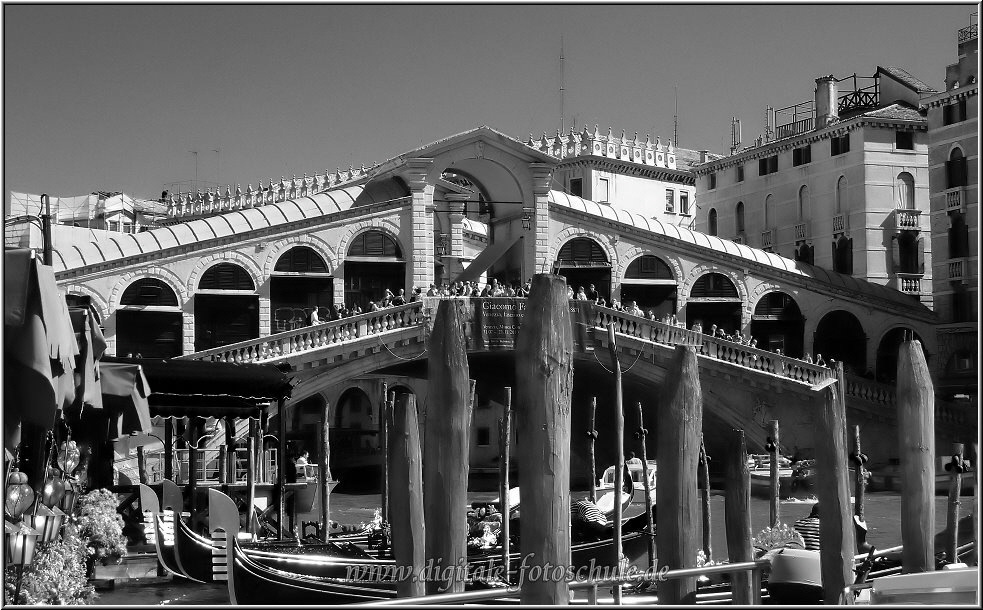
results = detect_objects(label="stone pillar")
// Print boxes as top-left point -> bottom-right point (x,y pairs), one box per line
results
529,163 -> 554,279
404,159 -> 436,291
446,194 -> 467,259
259,296 -> 271,337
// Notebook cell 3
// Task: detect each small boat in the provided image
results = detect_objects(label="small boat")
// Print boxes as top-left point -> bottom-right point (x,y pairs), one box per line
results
747,454 -> 795,498
596,460 -> 656,510
789,460 -> 870,496
867,457 -> 977,495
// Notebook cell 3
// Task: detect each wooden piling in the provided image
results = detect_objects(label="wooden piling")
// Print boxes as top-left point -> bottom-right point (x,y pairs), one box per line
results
320,403 -> 332,542
699,439 -> 712,561
655,346 -> 703,605
606,324 -> 625,606
225,417 -> 236,486
945,443 -> 964,564
381,382 -> 389,526
853,425 -> 866,522
896,339 -> 935,573
424,299 -> 473,595
218,449 -> 227,485
515,274 -> 573,605
189,418 -> 200,531
636,402 -> 656,571
137,445 -> 148,484
277,398 -> 287,540
247,418 -> 257,537
724,429 -> 753,606
498,388 -> 513,582
769,419 -> 780,527
814,362 -> 856,603
389,394 -> 426,597
588,397 -> 598,503
164,418 -> 173,481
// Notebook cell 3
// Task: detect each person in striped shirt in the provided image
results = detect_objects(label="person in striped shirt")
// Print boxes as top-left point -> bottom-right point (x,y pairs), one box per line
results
793,504 -> 821,551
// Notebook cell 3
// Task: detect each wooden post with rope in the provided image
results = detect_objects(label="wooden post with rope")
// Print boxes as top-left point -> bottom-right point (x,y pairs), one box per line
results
700,439 -> 712,561
588,397 -> 598,504
498,387 -> 512,583
725,428 -> 753,605
635,401 -> 656,572
606,324 -> 625,605
945,442 -> 965,564
389,393 -> 426,597
769,419 -> 780,527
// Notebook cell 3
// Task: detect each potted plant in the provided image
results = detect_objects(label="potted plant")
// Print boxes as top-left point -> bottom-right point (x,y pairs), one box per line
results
74,489 -> 127,578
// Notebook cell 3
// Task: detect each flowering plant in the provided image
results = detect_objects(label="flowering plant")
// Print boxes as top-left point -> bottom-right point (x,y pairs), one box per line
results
75,489 -> 127,565
4,536 -> 96,605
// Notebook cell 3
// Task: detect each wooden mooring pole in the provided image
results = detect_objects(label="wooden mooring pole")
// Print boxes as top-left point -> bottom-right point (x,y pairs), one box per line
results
656,346 -> 703,605
896,339 -> 935,573
516,274 -> 573,605
381,382 -> 389,526
247,418 -> 257,537
945,442 -> 964,564
974,442 -> 979,567
724,428 -> 753,606
769,419 -> 780,527
499,388 -> 512,583
320,403 -> 332,542
635,402 -> 656,572
389,394 -> 426,597
277,398 -> 287,540
164,417 -> 174,481
424,299 -> 473,595
606,324 -> 625,606
814,362 -> 856,604
588,397 -> 598,504
699,439 -> 712,561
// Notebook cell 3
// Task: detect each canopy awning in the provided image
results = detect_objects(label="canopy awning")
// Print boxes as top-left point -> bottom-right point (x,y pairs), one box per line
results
100,362 -> 153,438
455,233 -> 522,284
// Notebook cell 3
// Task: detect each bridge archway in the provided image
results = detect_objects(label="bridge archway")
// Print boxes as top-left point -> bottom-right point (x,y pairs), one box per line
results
686,272 -> 742,334
555,237 -> 612,303
343,230 -> 405,311
750,291 -> 804,357
194,262 -> 259,352
271,246 -> 333,331
620,255 -> 677,317
813,310 -> 866,374
116,278 -> 183,357
875,327 -> 925,383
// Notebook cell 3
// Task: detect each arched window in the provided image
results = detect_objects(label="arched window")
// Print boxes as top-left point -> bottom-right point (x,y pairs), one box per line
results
121,278 -> 179,307
274,246 -> 330,273
708,209 -> 718,236
835,176 -> 847,214
798,185 -> 810,220
764,194 -> 774,228
625,255 -> 673,280
833,236 -> 853,275
896,172 -> 915,209
947,148 -> 967,188
557,237 -> 608,266
199,263 -> 254,291
690,273 -> 738,299
735,202 -> 745,233
347,231 -> 402,258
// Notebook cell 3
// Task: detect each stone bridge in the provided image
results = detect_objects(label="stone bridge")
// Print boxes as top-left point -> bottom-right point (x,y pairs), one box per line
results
179,300 -> 971,461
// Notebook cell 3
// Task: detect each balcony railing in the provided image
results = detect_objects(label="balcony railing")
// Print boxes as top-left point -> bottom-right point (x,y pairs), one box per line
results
897,274 -> 922,295
949,258 -> 968,283
760,229 -> 774,249
945,187 -> 965,213
775,117 -> 815,140
733,233 -> 745,245
895,209 -> 922,231
794,221 -> 810,241
959,23 -> 978,44
832,213 -> 847,234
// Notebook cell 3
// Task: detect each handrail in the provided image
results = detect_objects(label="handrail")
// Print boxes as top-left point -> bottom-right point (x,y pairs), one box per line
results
364,558 -> 771,605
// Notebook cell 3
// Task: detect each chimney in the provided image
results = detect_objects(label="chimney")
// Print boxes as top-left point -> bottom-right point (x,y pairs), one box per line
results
815,75 -> 838,128
699,150 -> 710,163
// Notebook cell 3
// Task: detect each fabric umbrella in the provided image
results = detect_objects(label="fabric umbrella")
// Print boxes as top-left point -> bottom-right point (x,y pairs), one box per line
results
98,362 -> 153,439
69,306 -> 106,411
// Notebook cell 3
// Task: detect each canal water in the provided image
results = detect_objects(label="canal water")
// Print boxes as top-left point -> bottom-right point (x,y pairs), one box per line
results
96,490 -> 960,605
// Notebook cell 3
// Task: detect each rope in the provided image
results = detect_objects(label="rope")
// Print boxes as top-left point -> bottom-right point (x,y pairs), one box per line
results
379,337 -> 428,361
591,345 -> 643,375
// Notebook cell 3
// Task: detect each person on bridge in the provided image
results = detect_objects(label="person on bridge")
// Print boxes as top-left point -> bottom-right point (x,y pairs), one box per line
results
309,307 -> 320,325
587,284 -> 599,303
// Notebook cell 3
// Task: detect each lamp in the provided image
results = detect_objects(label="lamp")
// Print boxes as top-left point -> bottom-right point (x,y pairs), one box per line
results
29,502 -> 65,543
521,208 -> 533,231
59,478 -> 79,515
5,520 -> 39,565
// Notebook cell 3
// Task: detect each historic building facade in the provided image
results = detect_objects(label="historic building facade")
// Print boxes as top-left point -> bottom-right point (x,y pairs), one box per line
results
692,66 -> 937,310
921,19 -> 978,400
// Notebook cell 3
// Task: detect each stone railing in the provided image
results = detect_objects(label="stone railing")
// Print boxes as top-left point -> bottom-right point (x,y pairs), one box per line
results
945,187 -> 965,212
897,274 -> 922,295
166,166 -> 376,219
948,258 -> 968,282
832,213 -> 847,234
843,374 -> 894,406
760,229 -> 774,249
526,125 -> 677,169
895,208 -> 922,231
591,307 -> 703,348
794,221 -> 810,241
182,302 -> 425,364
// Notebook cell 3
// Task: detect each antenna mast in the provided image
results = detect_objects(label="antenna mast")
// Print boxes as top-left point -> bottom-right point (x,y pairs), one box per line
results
673,85 -> 679,147
559,35 -> 565,134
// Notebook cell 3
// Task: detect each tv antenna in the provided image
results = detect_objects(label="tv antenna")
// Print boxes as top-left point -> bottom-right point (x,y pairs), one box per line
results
673,85 -> 679,147
190,150 -> 199,190
559,35 -> 565,134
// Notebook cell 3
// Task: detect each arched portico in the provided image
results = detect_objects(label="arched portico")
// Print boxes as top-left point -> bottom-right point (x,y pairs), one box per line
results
813,310 -> 867,374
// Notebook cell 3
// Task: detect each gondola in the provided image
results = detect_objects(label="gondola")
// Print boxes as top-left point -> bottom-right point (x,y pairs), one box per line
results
153,511 -> 185,580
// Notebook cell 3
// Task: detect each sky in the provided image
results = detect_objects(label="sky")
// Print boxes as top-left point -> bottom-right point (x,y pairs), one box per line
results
3,3 -> 977,212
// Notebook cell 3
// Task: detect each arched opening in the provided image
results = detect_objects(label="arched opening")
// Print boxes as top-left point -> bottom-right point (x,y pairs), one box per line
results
735,202 -> 745,235
344,230 -> 405,312
835,176 -> 847,215
947,148 -> 967,188
282,394 -> 326,474
620,255 -> 677,318
875,327 -> 925,383
686,272 -> 742,334
194,263 -> 259,352
795,242 -> 814,265
896,172 -> 915,209
750,292 -> 804,357
708,208 -> 718,236
271,246 -> 333,332
833,236 -> 853,275
813,310 -> 866,374
798,185 -> 810,221
330,387 -> 380,490
116,278 -> 183,357
764,194 -> 774,228
893,232 -> 922,275
554,237 -> 612,303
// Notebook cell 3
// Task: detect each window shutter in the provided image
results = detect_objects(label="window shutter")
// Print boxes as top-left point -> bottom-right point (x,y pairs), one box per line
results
890,236 -> 900,275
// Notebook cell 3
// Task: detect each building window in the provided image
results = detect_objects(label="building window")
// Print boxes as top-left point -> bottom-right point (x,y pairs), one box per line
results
597,178 -> 609,203
764,194 -> 774,228
665,189 -> 675,213
476,427 -> 490,447
896,173 -> 915,209
792,145 -> 812,166
736,165 -> 745,182
946,148 -> 968,188
896,131 -> 914,150
949,212 -> 970,258
833,236 -> 853,275
831,134 -> 850,156
835,176 -> 848,214
735,201 -> 745,233
708,208 -> 718,236
680,192 -> 690,215
569,178 -> 583,197
893,233 -> 922,275
943,99 -> 968,125
798,185 -> 810,221
758,155 -> 778,176
952,288 -> 970,322
708,173 -> 717,190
